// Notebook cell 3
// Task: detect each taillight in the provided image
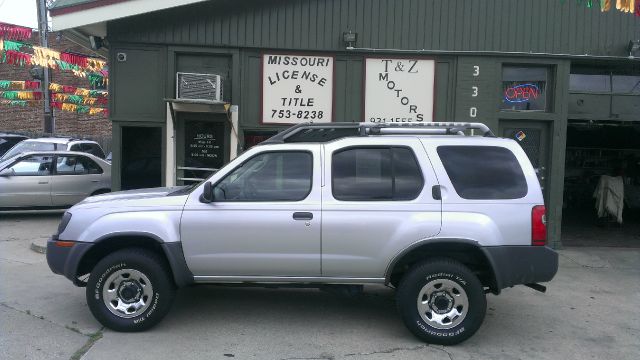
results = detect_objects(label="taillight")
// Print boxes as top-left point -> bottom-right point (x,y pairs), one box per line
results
532,205 -> 546,246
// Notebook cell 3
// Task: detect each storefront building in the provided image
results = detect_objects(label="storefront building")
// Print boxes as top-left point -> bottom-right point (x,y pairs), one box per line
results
50,0 -> 640,248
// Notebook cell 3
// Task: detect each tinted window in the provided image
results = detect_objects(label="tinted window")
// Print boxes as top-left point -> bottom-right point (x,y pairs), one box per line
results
332,147 -> 423,201
437,146 -> 527,199
0,138 -> 25,155
82,143 -> 105,158
56,156 -> 103,175
213,151 -> 312,201
69,144 -> 82,151
9,155 -> 52,176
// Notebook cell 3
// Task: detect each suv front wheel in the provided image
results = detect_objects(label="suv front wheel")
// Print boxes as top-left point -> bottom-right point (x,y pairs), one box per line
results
86,248 -> 176,331
396,259 -> 486,345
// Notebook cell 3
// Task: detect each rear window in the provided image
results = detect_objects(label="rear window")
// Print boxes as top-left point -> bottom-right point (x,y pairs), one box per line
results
437,146 -> 528,199
1,141 -> 55,160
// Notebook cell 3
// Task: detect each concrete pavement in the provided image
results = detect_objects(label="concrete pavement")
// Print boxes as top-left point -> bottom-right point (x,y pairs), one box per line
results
1,213 -> 639,360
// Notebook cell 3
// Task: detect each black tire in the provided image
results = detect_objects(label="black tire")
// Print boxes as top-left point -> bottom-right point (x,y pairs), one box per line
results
396,259 -> 486,345
86,248 -> 176,332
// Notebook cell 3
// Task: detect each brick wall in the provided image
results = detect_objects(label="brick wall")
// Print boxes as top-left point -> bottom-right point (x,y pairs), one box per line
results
0,32 -> 111,139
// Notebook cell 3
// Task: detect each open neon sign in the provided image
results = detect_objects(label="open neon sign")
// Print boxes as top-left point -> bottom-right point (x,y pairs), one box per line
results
504,83 -> 541,103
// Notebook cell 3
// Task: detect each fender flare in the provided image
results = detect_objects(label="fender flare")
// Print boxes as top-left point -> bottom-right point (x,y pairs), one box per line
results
383,238 -> 502,293
84,232 -> 194,288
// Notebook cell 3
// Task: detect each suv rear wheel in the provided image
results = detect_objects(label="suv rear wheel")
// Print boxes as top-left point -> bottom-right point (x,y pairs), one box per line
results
86,248 -> 176,331
396,259 -> 486,345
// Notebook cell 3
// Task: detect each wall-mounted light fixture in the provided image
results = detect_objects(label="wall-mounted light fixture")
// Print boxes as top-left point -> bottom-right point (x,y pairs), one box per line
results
343,31 -> 357,48
628,40 -> 640,58
89,35 -> 104,50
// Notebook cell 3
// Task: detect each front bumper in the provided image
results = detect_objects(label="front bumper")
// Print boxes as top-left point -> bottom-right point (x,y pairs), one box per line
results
46,238 -> 94,286
482,246 -> 558,291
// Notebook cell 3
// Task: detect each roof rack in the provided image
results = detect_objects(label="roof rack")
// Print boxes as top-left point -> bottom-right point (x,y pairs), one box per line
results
262,122 -> 495,144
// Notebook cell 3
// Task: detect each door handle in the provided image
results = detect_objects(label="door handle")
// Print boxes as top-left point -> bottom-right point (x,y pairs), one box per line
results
293,212 -> 313,221
91,180 -> 100,182
38,181 -> 49,185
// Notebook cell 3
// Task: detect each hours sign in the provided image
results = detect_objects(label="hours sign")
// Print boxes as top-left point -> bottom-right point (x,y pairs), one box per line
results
262,54 -> 334,124
364,58 -> 435,123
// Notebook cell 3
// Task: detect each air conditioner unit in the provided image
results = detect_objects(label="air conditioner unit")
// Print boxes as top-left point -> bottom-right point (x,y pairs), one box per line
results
176,72 -> 224,102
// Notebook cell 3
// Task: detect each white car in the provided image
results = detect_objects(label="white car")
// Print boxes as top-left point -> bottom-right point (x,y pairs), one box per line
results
0,137 -> 105,161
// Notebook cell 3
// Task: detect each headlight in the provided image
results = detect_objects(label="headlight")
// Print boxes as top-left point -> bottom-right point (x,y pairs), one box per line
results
57,212 -> 72,235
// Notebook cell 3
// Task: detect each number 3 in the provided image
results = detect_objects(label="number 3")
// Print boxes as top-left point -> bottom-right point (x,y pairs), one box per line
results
473,66 -> 480,77
472,86 -> 478,97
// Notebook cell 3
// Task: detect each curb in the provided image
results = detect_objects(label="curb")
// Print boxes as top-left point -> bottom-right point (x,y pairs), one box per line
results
30,238 -> 47,254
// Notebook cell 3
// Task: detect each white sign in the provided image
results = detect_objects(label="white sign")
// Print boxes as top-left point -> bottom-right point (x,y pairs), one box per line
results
364,58 -> 435,123
262,54 -> 333,124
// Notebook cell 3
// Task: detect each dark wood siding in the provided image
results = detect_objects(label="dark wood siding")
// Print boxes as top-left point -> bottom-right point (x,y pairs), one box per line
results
109,0 -> 640,57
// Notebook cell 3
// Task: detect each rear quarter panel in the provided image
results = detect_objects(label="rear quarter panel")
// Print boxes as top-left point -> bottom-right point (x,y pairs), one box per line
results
421,137 -> 544,246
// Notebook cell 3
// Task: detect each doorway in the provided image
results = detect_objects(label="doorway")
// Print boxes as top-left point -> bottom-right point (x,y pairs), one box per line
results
499,120 -> 551,203
562,120 -> 640,247
121,126 -> 162,190
176,114 -> 229,185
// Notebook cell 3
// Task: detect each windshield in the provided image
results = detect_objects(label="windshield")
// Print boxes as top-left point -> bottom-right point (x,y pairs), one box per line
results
0,141 -> 56,160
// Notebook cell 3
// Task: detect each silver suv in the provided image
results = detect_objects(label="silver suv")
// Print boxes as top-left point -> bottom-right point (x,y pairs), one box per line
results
0,137 -> 105,161
47,122 -> 557,345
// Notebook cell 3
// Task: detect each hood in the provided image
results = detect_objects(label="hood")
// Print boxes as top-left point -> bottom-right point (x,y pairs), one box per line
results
77,186 -> 190,205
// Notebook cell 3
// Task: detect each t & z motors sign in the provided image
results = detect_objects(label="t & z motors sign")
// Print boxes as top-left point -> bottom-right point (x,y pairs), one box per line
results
262,54 -> 334,124
365,58 -> 435,123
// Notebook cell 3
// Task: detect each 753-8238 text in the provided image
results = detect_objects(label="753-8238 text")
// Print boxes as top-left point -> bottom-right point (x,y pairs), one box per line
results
271,109 -> 325,120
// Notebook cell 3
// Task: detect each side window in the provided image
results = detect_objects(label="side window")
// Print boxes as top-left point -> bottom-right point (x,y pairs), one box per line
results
213,151 -> 312,201
9,155 -> 52,176
79,156 -> 103,174
332,147 -> 424,201
56,156 -> 89,175
437,146 -> 528,199
82,143 -> 105,158
69,144 -> 81,152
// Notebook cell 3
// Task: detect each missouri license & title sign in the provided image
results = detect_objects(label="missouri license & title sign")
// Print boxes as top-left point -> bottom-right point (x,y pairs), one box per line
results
262,54 -> 334,124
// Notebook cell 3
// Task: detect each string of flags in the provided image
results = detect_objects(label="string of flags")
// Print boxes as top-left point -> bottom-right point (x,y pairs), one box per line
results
0,22 -> 109,118
50,101 -> 108,115
0,80 -> 41,90
562,0 -> 640,15
0,38 -> 108,83
0,99 -> 40,107
49,83 -> 108,98
0,22 -> 32,41
0,91 -> 42,100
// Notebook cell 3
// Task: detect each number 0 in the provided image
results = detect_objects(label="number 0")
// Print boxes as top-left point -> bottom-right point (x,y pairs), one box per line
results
473,66 -> 480,76
472,86 -> 478,97
469,107 -> 477,117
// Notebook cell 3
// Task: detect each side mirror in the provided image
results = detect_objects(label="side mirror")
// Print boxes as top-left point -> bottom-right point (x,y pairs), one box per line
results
0,168 -> 14,177
199,181 -> 214,203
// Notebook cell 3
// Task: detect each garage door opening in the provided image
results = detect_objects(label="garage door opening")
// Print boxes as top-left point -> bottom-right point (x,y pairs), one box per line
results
121,126 -> 162,190
562,120 -> 640,247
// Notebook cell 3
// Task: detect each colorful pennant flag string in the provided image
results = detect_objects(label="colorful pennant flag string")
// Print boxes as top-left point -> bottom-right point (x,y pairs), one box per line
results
0,99 -> 40,107
50,101 -> 108,116
52,93 -> 108,106
565,0 -> 640,14
0,39 -> 108,80
0,91 -> 43,100
0,22 -> 33,41
0,80 -> 40,90
49,83 -> 108,98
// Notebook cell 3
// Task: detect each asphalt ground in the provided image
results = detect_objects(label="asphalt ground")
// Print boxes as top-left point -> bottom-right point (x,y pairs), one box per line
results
1,212 -> 639,360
